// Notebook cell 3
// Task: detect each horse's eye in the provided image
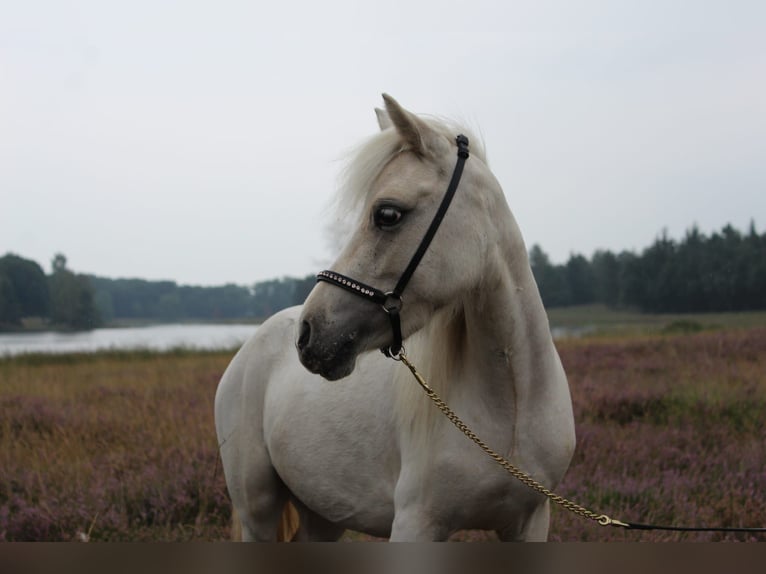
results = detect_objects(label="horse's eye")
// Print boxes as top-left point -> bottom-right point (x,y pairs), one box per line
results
374,206 -> 404,229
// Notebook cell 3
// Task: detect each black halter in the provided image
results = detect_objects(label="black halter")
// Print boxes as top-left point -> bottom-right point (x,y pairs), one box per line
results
317,134 -> 470,358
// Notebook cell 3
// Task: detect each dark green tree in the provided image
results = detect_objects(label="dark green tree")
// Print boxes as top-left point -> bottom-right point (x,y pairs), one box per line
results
615,250 -> 642,309
0,274 -> 21,326
48,254 -> 101,330
640,229 -> 678,312
743,221 -> 766,309
565,254 -> 595,305
591,250 -> 621,307
0,253 -> 50,323
529,245 -> 570,307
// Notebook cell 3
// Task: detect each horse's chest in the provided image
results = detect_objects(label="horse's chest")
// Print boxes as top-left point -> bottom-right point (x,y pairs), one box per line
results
395,433 -> 539,529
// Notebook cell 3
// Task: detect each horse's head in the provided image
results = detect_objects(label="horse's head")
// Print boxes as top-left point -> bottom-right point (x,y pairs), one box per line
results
298,94 -> 501,380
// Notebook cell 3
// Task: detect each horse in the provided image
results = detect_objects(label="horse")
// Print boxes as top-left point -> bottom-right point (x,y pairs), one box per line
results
214,94 -> 576,541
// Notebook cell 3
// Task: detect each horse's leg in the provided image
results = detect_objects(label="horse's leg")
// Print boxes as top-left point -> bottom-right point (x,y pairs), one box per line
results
388,473 -> 449,541
289,498 -> 345,542
389,506 -> 449,541
496,500 -> 551,542
231,454 -> 290,542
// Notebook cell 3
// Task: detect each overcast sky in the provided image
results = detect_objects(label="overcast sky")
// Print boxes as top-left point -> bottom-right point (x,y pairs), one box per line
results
2,1 -> 764,286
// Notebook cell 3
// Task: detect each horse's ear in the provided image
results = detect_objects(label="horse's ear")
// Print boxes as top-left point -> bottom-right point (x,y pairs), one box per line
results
375,107 -> 393,131
382,93 -> 444,157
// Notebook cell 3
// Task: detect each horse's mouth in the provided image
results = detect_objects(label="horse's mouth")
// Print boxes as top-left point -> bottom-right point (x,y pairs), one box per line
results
296,335 -> 358,381
300,354 -> 356,381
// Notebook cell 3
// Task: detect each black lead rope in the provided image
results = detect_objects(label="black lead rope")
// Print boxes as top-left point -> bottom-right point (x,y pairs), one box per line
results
620,522 -> 766,534
318,134 -> 470,358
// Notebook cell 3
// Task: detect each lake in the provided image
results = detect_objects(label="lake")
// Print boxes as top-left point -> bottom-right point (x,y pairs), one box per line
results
0,323 -> 589,357
0,324 -> 259,357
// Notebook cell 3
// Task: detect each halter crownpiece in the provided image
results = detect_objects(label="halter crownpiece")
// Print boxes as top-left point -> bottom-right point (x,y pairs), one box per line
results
317,134 -> 470,358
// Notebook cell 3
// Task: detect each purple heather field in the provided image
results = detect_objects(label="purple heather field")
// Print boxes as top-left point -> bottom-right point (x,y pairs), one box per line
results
1,328 -> 764,541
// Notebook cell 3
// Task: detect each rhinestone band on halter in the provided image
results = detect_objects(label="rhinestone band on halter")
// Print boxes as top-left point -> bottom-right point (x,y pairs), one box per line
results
317,271 -> 378,299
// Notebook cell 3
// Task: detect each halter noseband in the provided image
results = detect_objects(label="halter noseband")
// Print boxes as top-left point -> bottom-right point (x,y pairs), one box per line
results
317,134 -> 470,358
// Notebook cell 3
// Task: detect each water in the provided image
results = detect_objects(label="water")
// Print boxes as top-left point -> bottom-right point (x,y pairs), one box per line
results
0,323 -> 588,357
0,324 -> 259,356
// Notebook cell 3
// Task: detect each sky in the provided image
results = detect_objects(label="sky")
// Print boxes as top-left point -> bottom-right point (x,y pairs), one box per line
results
2,1 -> 764,286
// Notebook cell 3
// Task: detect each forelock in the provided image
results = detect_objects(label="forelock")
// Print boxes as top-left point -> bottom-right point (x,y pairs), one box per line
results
332,116 -> 485,221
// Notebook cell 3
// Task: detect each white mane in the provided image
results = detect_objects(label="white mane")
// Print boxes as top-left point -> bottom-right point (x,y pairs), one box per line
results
391,301 -> 470,449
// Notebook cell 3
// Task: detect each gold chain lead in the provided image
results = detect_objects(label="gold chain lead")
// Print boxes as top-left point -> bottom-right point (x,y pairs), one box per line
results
398,353 -> 629,529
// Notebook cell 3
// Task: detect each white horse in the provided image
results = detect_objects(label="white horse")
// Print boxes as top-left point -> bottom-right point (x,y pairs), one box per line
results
215,95 -> 575,541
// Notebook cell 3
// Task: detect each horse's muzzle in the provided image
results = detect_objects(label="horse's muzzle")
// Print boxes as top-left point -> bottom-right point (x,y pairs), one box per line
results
295,317 -> 358,381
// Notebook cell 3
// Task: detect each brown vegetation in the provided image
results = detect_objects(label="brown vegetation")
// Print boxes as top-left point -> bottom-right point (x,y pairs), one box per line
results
1,327 -> 764,541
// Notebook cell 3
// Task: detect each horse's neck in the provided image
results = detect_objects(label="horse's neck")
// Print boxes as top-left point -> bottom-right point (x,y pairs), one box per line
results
460,250 -> 558,410
395,234 -> 561,444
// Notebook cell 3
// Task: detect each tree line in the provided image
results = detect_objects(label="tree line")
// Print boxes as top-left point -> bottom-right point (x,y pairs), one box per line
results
0,254 -> 100,330
530,222 -> 766,312
0,252 -> 315,330
88,275 -> 315,323
1,222 -> 764,330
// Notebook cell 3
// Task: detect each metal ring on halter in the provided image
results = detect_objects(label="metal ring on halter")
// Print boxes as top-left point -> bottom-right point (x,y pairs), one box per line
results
387,345 -> 406,361
381,292 -> 403,314
381,294 -> 404,359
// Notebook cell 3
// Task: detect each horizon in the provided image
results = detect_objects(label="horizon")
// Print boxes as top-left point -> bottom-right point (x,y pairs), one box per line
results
4,218 -> 760,288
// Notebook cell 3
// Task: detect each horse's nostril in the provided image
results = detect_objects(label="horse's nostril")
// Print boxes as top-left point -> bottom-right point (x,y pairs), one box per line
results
297,320 -> 311,351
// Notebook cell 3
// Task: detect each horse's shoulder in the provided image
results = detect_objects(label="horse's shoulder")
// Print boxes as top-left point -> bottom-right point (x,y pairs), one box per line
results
253,305 -> 302,351
215,306 -> 304,424
219,306 -> 302,384
261,304 -> 303,326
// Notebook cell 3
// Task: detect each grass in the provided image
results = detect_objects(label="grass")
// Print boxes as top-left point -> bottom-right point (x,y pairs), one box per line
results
1,325 -> 764,541
550,327 -> 766,541
0,350 -> 233,541
547,304 -> 766,336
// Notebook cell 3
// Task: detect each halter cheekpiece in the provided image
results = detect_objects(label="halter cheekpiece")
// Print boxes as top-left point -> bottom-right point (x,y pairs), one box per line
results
317,134 -> 470,358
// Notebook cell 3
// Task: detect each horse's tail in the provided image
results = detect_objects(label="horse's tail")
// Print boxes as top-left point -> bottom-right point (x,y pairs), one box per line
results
229,502 -> 300,541
277,500 -> 300,541
230,507 -> 243,541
